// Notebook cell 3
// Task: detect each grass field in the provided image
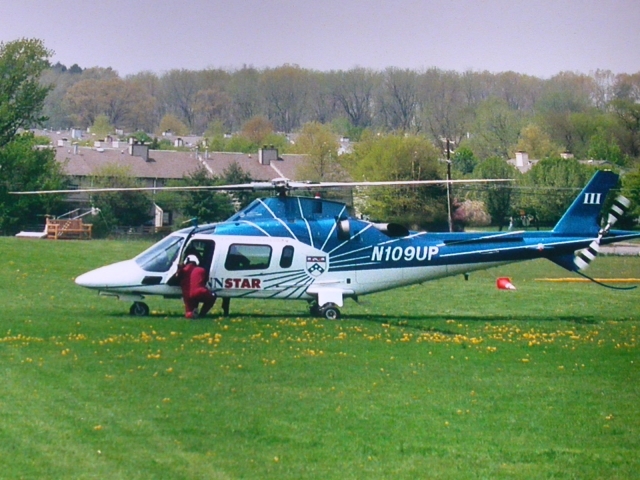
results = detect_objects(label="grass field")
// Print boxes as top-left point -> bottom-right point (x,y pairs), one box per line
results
1,236 -> 639,479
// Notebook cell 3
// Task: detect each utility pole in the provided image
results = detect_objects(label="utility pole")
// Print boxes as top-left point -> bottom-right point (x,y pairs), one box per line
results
446,138 -> 453,232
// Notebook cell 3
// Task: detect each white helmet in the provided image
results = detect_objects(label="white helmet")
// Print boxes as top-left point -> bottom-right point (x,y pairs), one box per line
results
185,254 -> 199,265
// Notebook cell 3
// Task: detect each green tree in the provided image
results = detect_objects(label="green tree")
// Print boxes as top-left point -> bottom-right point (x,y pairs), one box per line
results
224,135 -> 257,153
514,124 -> 561,159
473,158 -> 519,230
451,145 -> 477,175
469,98 -> 522,160
587,129 -> 627,166
157,114 -> 189,136
90,164 -> 154,235
343,133 -> 447,229
179,166 -> 235,223
240,116 -> 274,146
610,99 -> 640,158
0,38 -> 52,147
293,122 -> 341,181
0,133 -> 66,233
129,131 -> 153,144
91,114 -> 113,138
330,117 -> 365,142
520,157 -> 595,226
0,39 -> 67,233
622,165 -> 640,223
222,161 -> 257,208
155,165 -> 244,226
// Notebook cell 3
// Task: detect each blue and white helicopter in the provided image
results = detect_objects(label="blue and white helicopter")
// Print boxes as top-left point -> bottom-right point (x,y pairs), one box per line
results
51,170 -> 637,319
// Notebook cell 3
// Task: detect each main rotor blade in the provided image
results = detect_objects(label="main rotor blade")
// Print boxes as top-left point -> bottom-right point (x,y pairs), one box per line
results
10,182 -> 266,195
11,177 -> 513,195
287,178 -> 514,189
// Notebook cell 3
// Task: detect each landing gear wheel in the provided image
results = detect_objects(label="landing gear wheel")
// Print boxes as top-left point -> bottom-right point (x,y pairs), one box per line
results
319,303 -> 340,320
129,301 -> 150,317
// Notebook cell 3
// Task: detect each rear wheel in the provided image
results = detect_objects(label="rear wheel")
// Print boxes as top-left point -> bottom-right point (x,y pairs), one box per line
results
129,301 -> 150,316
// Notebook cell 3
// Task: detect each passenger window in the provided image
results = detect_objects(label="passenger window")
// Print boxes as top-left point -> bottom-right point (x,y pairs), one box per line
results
225,244 -> 272,271
280,245 -> 294,268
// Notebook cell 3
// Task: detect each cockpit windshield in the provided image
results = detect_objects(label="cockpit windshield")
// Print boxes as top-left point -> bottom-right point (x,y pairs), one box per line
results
134,235 -> 185,272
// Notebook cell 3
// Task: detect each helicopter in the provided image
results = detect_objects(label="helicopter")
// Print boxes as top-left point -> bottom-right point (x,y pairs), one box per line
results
14,170 -> 640,319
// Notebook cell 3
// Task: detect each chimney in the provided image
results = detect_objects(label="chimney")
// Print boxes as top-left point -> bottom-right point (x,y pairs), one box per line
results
258,146 -> 278,165
129,141 -> 150,161
515,151 -> 528,167
72,143 -> 79,155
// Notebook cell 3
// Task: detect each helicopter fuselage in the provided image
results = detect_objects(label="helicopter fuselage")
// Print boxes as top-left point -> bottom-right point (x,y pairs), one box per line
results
75,172 -> 640,318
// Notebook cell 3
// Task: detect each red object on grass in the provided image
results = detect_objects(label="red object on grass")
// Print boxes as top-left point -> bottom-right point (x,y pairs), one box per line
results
496,277 -> 516,290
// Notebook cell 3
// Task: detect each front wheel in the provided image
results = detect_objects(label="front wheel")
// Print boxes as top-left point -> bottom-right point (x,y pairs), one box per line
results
319,303 -> 340,320
129,301 -> 150,316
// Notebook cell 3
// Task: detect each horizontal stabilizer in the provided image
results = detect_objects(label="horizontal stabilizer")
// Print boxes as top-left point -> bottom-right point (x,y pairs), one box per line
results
549,254 -> 580,272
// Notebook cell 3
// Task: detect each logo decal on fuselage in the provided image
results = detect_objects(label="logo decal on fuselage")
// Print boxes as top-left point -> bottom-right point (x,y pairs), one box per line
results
214,278 -> 262,289
306,256 -> 326,276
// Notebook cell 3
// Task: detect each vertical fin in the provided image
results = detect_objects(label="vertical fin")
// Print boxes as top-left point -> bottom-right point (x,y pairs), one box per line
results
552,171 -> 618,236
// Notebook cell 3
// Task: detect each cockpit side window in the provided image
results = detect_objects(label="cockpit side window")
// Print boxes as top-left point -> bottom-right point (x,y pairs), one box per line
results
135,236 -> 185,272
279,245 -> 294,268
225,244 -> 272,271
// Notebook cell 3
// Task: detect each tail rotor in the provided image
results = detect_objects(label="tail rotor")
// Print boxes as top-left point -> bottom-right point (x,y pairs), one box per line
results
574,195 -> 630,271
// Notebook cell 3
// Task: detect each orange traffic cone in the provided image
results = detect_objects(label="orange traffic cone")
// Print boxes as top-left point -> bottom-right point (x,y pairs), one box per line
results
496,277 -> 516,290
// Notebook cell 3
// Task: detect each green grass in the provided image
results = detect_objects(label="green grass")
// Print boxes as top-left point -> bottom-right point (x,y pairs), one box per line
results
1,237 -> 639,479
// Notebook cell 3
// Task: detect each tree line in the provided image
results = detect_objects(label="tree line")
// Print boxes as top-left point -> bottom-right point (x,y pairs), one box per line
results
42,61 -> 640,166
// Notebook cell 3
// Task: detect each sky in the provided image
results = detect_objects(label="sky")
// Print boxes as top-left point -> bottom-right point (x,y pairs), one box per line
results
2,0 -> 640,78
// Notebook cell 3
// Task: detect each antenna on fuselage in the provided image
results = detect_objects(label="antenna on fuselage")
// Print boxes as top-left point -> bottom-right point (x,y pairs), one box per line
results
182,217 -> 198,227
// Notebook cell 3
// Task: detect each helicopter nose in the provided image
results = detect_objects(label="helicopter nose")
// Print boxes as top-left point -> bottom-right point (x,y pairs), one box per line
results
75,260 -> 144,290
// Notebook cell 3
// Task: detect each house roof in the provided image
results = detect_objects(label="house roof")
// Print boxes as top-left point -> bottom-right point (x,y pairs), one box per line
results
53,144 -> 308,182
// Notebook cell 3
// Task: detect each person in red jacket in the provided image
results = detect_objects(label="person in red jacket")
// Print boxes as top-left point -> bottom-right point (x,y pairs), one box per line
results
177,254 -> 216,319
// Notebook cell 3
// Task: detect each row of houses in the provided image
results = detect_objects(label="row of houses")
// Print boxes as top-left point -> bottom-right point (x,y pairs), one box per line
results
38,130 -> 310,229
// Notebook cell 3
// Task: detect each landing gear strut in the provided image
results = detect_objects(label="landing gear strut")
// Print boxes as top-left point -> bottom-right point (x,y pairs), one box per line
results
129,301 -> 150,316
222,297 -> 230,316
